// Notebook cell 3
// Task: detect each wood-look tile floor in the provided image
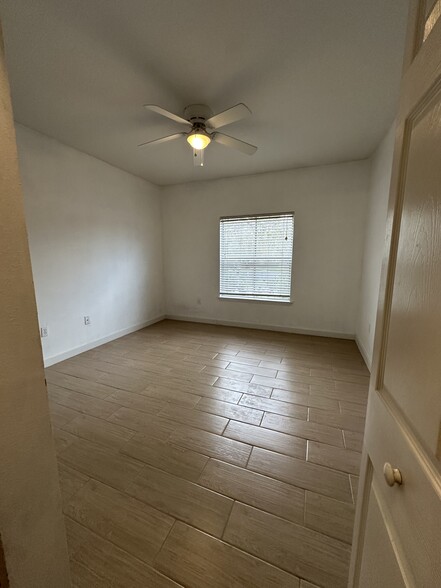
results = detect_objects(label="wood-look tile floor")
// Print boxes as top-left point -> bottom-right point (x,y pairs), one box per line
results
47,320 -> 369,588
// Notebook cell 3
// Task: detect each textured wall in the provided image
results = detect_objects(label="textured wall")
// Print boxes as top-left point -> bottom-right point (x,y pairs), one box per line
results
0,27 -> 70,587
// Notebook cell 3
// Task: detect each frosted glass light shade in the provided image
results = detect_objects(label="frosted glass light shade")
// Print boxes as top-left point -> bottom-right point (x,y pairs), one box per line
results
187,132 -> 211,150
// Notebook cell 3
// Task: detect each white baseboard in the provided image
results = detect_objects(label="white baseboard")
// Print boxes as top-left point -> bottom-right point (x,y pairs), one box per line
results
44,315 -> 165,367
165,314 -> 355,340
44,313 -> 359,368
355,336 -> 372,371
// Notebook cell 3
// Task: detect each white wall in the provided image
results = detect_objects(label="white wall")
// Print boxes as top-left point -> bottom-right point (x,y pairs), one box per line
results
16,125 -> 165,365
356,125 -> 396,368
17,123 -> 393,364
162,161 -> 370,338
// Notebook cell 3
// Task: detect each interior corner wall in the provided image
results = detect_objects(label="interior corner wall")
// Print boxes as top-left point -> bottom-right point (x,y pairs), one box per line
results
356,124 -> 396,369
161,160 -> 370,338
16,124 -> 165,366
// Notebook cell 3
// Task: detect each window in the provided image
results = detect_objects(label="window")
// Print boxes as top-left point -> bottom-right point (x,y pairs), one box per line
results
219,213 -> 294,303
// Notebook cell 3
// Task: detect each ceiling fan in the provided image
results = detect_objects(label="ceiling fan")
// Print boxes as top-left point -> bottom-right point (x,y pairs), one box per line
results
138,103 -> 258,167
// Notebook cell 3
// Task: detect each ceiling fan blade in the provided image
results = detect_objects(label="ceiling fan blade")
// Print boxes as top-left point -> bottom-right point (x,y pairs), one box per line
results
144,104 -> 191,127
213,132 -> 257,155
138,132 -> 186,148
206,103 -> 251,130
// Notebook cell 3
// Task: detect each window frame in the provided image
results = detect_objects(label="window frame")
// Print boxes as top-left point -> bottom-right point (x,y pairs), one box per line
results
218,211 -> 295,305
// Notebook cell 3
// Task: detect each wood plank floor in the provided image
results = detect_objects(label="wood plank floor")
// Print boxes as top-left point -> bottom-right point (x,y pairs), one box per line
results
46,319 -> 369,588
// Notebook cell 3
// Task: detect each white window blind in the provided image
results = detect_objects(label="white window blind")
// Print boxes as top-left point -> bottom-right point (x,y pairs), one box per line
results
219,213 -> 294,303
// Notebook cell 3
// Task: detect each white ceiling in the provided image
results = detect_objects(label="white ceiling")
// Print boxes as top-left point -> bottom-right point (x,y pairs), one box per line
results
1,0 -> 408,186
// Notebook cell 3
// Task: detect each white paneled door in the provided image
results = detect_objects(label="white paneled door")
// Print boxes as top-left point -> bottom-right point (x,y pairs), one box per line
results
349,2 -> 441,586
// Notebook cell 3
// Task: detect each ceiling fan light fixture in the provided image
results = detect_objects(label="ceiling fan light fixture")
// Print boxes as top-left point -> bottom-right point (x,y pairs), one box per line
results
187,131 -> 211,150
140,103 -> 257,163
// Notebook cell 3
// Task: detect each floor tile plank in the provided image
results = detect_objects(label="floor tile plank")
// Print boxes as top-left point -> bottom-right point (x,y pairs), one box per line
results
52,426 -> 79,453
65,518 -> 180,587
343,429 -> 363,452
199,459 -> 304,524
107,407 -> 180,439
51,361 -> 147,393
223,502 -> 351,588
139,384 -> 202,407
339,400 -> 368,417
309,408 -> 366,434
170,426 -> 252,467
126,464 -> 233,537
307,441 -> 361,475
305,491 -> 355,544
157,404 -> 229,435
251,375 -> 310,393
49,403 -> 83,429
63,413 -> 135,449
309,387 -> 368,406
48,384 -> 120,420
106,388 -> 167,414
248,447 -> 352,502
65,479 -> 174,564
189,384 -> 243,403
214,377 -> 272,398
45,370 -> 116,399
239,394 -> 308,419
224,421 -> 306,460
271,388 -> 339,411
216,353 -> 261,366
203,366 -> 253,382
195,397 -> 263,425
121,434 -> 209,481
262,413 -> 344,447
58,463 -> 90,507
227,362 -> 278,379
350,475 -> 360,503
155,521 -> 299,587
59,438 -> 144,491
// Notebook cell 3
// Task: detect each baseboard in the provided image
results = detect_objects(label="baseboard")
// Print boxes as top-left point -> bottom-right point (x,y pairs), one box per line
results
44,315 -> 166,367
165,314 -> 355,340
355,336 -> 372,371
44,313 -> 358,367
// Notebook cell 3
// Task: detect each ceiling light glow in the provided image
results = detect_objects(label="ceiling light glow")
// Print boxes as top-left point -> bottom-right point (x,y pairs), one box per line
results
187,132 -> 211,150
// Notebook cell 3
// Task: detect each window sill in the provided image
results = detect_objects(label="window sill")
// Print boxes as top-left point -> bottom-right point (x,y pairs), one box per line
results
218,295 -> 292,305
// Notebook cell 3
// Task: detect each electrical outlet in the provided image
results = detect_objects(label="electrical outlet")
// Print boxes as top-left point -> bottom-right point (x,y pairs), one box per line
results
40,326 -> 48,338
84,316 -> 91,326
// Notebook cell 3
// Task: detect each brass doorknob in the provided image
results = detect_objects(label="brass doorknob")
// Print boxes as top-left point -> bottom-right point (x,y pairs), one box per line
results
383,462 -> 402,487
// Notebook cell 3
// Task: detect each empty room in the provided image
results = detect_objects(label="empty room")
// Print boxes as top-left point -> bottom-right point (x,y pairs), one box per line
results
0,1 -> 440,587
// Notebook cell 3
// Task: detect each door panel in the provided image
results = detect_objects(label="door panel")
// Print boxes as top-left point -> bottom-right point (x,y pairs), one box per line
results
364,393 -> 441,587
358,482 -> 407,588
383,86 -> 441,454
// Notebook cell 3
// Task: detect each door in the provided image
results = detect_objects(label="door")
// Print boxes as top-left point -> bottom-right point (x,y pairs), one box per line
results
349,1 -> 441,586
0,21 -> 71,587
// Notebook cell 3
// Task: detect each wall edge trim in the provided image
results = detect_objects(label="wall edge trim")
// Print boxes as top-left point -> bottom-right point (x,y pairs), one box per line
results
355,335 -> 372,371
165,314 -> 355,340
